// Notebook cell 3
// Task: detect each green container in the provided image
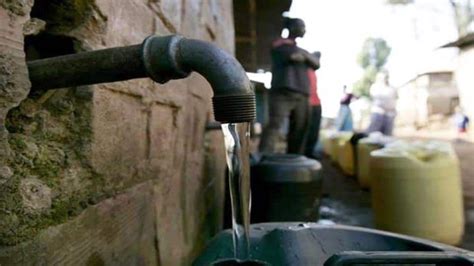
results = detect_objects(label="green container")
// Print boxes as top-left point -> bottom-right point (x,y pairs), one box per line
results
193,223 -> 472,266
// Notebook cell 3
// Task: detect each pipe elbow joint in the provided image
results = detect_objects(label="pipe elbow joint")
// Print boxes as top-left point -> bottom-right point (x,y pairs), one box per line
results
142,35 -> 255,123
142,35 -> 190,83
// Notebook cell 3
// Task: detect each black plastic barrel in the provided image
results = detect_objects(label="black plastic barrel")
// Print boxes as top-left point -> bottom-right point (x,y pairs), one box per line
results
251,154 -> 323,223
193,223 -> 474,266
349,132 -> 368,178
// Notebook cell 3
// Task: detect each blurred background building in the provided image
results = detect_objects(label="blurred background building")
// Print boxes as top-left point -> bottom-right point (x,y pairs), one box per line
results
443,32 -> 474,140
397,70 -> 459,128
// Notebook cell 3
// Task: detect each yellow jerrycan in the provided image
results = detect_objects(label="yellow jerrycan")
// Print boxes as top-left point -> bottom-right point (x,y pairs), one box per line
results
320,129 -> 334,156
370,141 -> 464,245
328,132 -> 352,164
357,133 -> 394,188
337,137 -> 355,176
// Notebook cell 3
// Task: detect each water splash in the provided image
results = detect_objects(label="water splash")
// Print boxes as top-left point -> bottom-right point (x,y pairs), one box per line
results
221,123 -> 251,260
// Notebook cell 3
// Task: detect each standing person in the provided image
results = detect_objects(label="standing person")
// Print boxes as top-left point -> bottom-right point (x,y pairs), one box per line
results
366,72 -> 397,135
259,17 -> 320,154
335,85 -> 354,131
454,105 -> 470,139
305,52 -> 322,158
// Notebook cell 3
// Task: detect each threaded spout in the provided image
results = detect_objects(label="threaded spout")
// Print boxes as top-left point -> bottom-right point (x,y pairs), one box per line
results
142,35 -> 256,123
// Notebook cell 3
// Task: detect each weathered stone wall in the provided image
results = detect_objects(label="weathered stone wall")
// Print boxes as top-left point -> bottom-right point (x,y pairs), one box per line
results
0,0 -> 231,264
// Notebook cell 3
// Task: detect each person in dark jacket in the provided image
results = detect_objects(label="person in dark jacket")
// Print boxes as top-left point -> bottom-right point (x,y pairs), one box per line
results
259,17 -> 320,154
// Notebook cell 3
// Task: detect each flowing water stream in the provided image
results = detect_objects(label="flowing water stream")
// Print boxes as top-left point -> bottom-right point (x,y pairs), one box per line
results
221,123 -> 251,261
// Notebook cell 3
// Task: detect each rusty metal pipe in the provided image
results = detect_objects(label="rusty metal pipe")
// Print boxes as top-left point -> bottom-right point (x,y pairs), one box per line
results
27,35 -> 255,123
27,44 -> 145,90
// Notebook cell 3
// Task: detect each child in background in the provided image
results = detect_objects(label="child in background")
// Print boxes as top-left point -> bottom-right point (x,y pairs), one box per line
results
454,106 -> 469,139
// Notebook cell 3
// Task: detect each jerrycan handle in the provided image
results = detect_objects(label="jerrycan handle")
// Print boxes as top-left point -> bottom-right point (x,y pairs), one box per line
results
324,251 -> 473,266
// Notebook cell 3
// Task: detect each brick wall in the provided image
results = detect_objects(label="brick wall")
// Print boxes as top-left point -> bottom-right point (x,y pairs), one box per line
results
0,0 -> 232,264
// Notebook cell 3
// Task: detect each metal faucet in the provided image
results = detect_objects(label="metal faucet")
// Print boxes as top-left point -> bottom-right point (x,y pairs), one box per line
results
27,35 -> 256,123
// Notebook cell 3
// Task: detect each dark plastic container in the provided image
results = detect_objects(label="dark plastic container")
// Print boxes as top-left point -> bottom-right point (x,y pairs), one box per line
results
193,223 -> 474,266
251,154 -> 323,223
349,132 -> 368,178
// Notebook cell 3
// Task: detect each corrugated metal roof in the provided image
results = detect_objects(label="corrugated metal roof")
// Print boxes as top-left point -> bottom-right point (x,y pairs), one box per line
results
442,32 -> 474,48
234,0 -> 292,72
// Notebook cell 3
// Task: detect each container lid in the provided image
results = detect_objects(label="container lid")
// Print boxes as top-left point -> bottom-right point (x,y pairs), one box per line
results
328,131 -> 353,141
260,153 -> 305,163
257,153 -> 322,182
359,132 -> 394,146
259,153 -> 321,169
371,140 -> 457,164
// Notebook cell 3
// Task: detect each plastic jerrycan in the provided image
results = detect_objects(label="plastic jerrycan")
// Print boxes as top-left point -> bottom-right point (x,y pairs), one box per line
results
337,137 -> 355,176
321,130 -> 335,156
357,133 -> 394,188
370,141 -> 465,245
328,132 -> 352,164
